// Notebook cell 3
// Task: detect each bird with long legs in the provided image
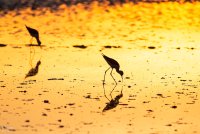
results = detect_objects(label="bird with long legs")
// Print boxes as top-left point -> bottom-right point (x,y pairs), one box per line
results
102,53 -> 124,84
25,25 -> 41,46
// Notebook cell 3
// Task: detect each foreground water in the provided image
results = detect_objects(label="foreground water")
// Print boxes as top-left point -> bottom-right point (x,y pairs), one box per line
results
1,2 -> 200,134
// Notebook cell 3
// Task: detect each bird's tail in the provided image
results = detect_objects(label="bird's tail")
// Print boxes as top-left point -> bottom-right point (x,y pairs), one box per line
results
101,53 -> 105,56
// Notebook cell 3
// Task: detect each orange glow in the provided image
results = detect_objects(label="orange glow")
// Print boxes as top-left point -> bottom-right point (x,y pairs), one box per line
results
0,2 -> 200,134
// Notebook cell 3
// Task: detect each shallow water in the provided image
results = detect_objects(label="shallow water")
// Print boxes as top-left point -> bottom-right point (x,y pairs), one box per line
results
1,2 -> 200,134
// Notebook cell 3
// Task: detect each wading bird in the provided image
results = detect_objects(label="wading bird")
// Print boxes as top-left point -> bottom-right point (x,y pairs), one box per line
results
25,25 -> 41,46
102,53 -> 123,84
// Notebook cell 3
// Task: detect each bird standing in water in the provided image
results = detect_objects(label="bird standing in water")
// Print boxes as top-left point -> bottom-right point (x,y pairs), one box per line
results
25,25 -> 41,46
102,53 -> 124,84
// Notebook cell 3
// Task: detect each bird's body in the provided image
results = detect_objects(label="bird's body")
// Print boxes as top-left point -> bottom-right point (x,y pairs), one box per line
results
102,54 -> 120,70
25,25 -> 41,46
102,53 -> 123,84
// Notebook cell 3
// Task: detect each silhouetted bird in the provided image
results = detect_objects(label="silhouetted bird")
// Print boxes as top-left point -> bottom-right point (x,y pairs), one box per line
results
102,53 -> 123,84
25,60 -> 41,78
25,25 -> 41,46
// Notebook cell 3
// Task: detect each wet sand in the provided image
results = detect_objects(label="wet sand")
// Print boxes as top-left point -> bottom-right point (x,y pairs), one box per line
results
1,2 -> 200,134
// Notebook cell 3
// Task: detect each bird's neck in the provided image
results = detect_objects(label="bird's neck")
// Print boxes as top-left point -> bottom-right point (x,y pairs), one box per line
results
35,64 -> 40,70
36,37 -> 41,45
116,68 -> 120,73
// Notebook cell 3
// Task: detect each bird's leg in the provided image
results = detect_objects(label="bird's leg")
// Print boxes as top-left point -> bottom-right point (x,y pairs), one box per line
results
29,47 -> 33,68
103,67 -> 110,84
110,84 -> 117,100
29,46 -> 35,68
32,47 -> 35,62
30,37 -> 33,45
120,85 -> 124,94
110,68 -> 117,85
103,82 -> 110,101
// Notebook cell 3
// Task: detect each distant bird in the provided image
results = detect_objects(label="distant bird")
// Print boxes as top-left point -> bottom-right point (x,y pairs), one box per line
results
102,53 -> 123,84
25,60 -> 41,78
25,25 -> 41,46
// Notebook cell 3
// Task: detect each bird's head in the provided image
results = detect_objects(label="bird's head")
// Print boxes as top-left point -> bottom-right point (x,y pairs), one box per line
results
38,40 -> 41,46
37,60 -> 41,66
119,70 -> 124,81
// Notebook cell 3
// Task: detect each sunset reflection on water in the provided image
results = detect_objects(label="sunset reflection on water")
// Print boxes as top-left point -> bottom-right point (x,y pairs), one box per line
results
0,2 -> 200,134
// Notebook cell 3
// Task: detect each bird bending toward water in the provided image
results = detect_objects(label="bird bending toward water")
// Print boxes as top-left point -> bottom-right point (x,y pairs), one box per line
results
25,25 -> 41,46
102,53 -> 123,84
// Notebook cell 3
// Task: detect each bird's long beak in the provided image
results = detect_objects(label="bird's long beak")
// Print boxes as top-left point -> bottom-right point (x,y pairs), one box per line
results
121,76 -> 123,82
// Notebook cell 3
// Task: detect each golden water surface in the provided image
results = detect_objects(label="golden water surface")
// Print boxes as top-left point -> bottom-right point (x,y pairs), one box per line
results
0,2 -> 200,134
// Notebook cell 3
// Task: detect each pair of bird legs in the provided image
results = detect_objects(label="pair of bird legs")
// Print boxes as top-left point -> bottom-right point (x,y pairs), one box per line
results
30,37 -> 42,48
29,37 -> 43,67
103,67 -> 117,85
103,82 -> 117,101
29,43 -> 35,68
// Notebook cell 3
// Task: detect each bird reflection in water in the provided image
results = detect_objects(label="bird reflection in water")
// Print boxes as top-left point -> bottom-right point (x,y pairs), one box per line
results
102,83 -> 123,112
25,60 -> 41,78
25,37 -> 42,79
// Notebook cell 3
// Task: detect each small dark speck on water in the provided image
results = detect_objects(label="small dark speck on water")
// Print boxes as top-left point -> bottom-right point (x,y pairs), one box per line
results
180,79 -> 187,82
68,103 -> 75,106
83,122 -> 93,125
8,128 -> 16,132
43,100 -> 49,103
12,46 -> 22,48
25,120 -> 30,123
59,125 -> 64,128
84,95 -> 91,99
73,45 -> 87,49
143,101 -> 150,103
48,78 -> 64,80
187,47 -> 195,50
148,46 -> 156,49
146,109 -> 153,112
19,90 -> 27,93
4,64 -> 12,66
103,45 -> 121,49
171,105 -> 177,109
42,113 -> 47,116
157,94 -> 164,98
166,124 -> 172,126
0,44 -> 7,47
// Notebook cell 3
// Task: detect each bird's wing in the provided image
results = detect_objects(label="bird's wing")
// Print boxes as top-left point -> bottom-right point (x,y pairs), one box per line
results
102,54 -> 120,67
25,25 -> 39,37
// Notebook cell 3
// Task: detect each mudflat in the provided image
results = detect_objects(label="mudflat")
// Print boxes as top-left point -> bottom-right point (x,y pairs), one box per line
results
0,2 -> 200,134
